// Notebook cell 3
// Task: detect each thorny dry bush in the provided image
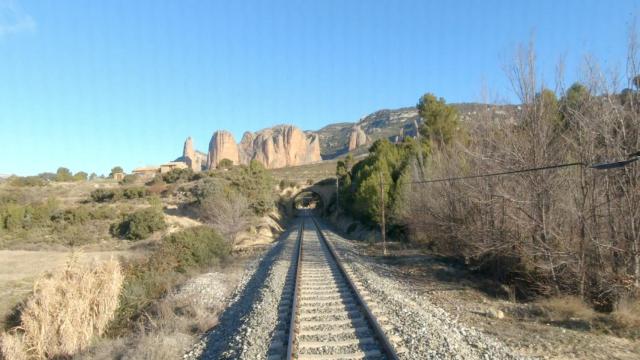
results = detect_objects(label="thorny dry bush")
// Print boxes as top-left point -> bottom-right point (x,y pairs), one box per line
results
0,257 -> 123,359
404,30 -> 640,311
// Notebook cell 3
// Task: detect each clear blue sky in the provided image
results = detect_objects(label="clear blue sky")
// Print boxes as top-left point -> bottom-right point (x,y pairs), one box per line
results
0,0 -> 638,176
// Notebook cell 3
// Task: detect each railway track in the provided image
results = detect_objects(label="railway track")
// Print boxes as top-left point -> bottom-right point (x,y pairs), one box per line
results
269,214 -> 399,360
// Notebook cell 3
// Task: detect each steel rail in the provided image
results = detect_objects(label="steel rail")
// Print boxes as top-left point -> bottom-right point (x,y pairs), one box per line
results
285,220 -> 304,359
298,216 -> 399,360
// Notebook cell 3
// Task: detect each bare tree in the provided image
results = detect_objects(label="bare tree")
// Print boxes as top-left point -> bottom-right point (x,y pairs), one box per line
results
200,191 -> 252,246
403,30 -> 640,305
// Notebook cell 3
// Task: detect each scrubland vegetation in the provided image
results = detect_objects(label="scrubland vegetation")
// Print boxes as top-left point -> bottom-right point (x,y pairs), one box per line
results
0,160 -> 278,359
338,32 -> 640,336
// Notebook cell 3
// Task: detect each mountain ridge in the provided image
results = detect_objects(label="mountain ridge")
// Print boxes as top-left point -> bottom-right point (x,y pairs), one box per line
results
181,102 -> 517,169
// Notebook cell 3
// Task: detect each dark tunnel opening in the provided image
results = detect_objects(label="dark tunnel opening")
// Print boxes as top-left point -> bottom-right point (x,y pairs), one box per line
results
293,191 -> 323,216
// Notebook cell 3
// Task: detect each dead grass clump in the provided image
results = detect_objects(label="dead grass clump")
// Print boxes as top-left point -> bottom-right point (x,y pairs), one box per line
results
0,332 -> 27,360
0,257 -> 124,359
121,332 -> 192,360
607,297 -> 640,338
539,295 -> 596,321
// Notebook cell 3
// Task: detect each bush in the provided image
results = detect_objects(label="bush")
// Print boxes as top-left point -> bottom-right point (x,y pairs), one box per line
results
0,258 -> 124,359
121,187 -> 148,200
8,176 -> 46,187
89,205 -> 119,220
161,168 -> 193,184
91,189 -> 119,203
217,158 -> 234,170
110,208 -> 166,240
159,226 -> 231,273
90,187 -> 148,203
0,199 -> 59,234
608,297 -> 640,338
119,174 -> 137,185
279,179 -> 297,189
109,227 -> 230,334
73,171 -> 88,181
51,207 -> 91,225
223,160 -> 274,216
55,167 -> 74,182
3,204 -> 26,232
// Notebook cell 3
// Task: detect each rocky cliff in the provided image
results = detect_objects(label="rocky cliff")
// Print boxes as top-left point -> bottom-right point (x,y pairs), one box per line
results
347,125 -> 368,151
182,137 -> 207,172
207,130 -> 240,169
178,103 -> 517,167
206,125 -> 321,170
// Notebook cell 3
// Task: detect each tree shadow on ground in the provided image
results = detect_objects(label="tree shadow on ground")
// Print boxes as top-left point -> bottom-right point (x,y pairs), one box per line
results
319,220 -> 512,301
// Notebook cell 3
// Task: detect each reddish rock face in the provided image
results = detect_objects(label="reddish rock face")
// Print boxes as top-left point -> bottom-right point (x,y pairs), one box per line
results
347,125 -> 368,151
207,130 -> 240,169
207,125 -> 322,170
183,137 -> 204,172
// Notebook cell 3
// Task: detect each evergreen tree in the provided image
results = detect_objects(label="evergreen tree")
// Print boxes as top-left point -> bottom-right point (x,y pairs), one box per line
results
417,93 -> 459,145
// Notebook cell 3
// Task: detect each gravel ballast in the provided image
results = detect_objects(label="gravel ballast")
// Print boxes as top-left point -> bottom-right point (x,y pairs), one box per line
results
185,221 -> 300,360
317,221 -> 524,360
186,217 -> 524,359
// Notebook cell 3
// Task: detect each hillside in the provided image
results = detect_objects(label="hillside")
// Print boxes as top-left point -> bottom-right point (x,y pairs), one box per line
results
182,103 -> 518,164
312,103 -> 518,159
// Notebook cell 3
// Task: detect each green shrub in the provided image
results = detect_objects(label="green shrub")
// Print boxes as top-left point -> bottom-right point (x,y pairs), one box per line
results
55,167 -> 74,182
108,226 -> 230,334
223,160 -> 274,216
217,158 -> 234,170
119,174 -> 138,185
159,226 -> 230,273
90,187 -> 148,203
161,168 -> 193,183
91,189 -> 119,203
110,208 -> 166,240
73,171 -> 88,181
51,207 -> 91,225
0,198 -> 58,232
121,187 -> 148,200
3,204 -> 26,231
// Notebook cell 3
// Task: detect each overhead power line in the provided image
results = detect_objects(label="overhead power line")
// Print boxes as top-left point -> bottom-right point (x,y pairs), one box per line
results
408,153 -> 639,185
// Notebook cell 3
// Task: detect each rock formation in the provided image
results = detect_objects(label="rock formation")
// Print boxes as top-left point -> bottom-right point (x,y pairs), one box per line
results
347,125 -> 368,151
239,131 -> 255,165
207,130 -> 240,169
204,125 -> 321,170
413,119 -> 421,139
239,125 -> 321,169
182,137 -> 204,172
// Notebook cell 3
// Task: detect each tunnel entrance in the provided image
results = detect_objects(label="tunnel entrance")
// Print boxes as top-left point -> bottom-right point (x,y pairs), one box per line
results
293,191 -> 323,216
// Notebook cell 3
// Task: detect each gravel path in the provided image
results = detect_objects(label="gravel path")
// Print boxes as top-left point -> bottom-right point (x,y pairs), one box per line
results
185,220 -> 301,360
316,221 -> 525,360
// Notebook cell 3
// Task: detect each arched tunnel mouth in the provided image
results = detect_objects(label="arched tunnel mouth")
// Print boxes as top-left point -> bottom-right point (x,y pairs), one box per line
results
293,190 -> 324,216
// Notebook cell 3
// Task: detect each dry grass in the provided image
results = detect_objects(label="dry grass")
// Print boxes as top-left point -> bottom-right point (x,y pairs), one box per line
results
539,296 -> 596,321
0,257 -> 124,359
0,332 -> 27,360
608,297 -> 640,338
612,298 -> 640,326
75,331 -> 192,360
0,250 -> 146,330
